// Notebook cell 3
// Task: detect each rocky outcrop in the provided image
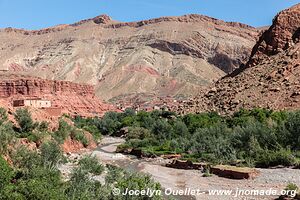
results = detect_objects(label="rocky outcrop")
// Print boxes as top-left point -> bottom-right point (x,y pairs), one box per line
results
0,13 -> 258,101
211,165 -> 260,180
0,74 -> 95,98
165,160 -> 259,180
104,14 -> 255,31
178,4 -> 300,114
72,14 -> 113,26
0,74 -> 116,117
247,4 -> 300,67
166,160 -> 205,170
148,40 -> 204,58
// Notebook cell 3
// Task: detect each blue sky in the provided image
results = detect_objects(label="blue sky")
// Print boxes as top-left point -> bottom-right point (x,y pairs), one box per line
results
0,0 -> 299,29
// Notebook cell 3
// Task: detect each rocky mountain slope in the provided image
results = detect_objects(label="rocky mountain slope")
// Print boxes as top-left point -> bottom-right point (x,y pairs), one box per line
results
0,74 -> 115,118
179,3 -> 300,114
0,14 -> 258,101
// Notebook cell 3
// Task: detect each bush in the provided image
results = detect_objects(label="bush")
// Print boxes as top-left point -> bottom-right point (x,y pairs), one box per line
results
126,127 -> 152,141
105,165 -> 162,200
40,141 -> 64,170
172,119 -> 189,138
54,119 -> 72,143
0,108 -> 8,125
114,171 -> 162,200
11,146 -> 41,170
38,121 -> 49,132
285,111 -> 300,150
183,112 -> 223,133
94,112 -> 122,135
78,155 -> 104,175
255,149 -> 296,167
0,156 -> 14,190
71,130 -> 89,147
13,167 -> 65,200
82,125 -> 102,141
0,122 -> 14,153
151,119 -> 173,140
66,167 -> 99,200
14,108 -> 35,134
191,124 -> 236,163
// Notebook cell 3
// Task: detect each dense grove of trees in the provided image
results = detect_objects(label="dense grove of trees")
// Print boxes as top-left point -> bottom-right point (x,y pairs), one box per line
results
1,107 -> 300,199
74,108 -> 300,168
0,108 -> 162,200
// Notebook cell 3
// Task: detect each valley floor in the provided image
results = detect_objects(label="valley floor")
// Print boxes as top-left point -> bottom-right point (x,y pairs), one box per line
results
60,137 -> 300,200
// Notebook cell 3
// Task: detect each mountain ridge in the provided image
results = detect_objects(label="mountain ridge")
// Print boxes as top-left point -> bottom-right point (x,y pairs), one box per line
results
0,13 -> 259,102
178,3 -> 300,114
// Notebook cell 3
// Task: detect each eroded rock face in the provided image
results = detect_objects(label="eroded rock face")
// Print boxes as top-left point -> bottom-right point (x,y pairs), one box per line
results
177,4 -> 300,114
247,4 -> 300,67
0,75 -> 94,98
0,14 -> 258,101
0,74 -> 116,117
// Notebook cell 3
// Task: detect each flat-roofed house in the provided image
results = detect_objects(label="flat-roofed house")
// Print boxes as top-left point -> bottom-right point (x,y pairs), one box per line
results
13,98 -> 51,108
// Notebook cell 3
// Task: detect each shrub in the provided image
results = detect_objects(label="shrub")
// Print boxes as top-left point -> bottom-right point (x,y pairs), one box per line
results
0,122 -> 14,153
40,141 -> 64,170
151,119 -> 173,140
12,167 -> 65,200
183,112 -> 223,133
172,119 -> 189,137
71,130 -> 89,147
285,111 -> 300,150
54,119 -> 72,143
115,171 -> 162,200
11,146 -> 41,170
78,155 -> 104,175
105,165 -> 162,200
66,167 -> 98,200
0,107 -> 8,125
94,112 -> 122,135
0,156 -> 14,189
255,149 -> 296,167
14,108 -> 35,134
38,121 -> 49,132
126,127 -> 152,141
191,124 -> 236,163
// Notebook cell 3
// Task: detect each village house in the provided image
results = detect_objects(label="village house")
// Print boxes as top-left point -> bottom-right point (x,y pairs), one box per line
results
13,98 -> 51,108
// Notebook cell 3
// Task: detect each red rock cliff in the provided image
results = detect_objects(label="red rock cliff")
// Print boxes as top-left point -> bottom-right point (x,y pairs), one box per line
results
0,74 -> 116,117
0,75 -> 95,98
247,3 -> 300,67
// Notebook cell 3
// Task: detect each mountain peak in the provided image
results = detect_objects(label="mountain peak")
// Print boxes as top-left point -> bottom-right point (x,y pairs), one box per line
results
91,14 -> 112,24
71,14 -> 113,26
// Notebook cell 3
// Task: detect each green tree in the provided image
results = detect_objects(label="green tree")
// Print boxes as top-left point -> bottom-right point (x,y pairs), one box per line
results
285,111 -> 300,150
14,108 -> 35,134
127,127 -> 152,141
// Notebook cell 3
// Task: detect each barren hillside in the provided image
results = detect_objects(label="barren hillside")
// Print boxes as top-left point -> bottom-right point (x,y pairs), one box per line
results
179,4 -> 300,114
0,14 -> 258,101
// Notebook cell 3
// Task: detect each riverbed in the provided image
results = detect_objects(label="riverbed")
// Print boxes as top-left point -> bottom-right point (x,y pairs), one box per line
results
62,137 -> 300,200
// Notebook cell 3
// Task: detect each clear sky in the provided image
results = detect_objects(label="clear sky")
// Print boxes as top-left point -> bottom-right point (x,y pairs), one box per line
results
0,0 -> 299,30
